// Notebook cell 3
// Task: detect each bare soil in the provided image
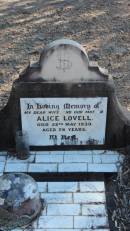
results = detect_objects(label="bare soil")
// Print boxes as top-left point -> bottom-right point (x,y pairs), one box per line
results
0,0 -> 130,110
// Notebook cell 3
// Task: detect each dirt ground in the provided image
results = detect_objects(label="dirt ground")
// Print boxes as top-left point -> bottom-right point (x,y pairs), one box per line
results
0,0 -> 130,110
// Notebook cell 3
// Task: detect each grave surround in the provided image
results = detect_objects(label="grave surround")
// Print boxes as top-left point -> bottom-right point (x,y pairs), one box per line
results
9,180 -> 109,231
0,149 -> 123,230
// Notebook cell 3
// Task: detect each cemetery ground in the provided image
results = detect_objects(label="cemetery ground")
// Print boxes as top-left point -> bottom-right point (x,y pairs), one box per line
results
0,1 -> 130,230
0,0 -> 130,110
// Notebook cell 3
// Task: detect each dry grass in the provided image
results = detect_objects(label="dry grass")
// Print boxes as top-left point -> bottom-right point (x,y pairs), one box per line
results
0,0 -> 130,109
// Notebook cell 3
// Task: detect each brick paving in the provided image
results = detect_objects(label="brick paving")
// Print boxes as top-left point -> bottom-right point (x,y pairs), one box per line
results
0,150 -> 123,230
0,150 -> 123,174
11,181 -> 109,231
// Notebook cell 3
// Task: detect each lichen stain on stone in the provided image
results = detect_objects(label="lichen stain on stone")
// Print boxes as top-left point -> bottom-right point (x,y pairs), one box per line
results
0,198 -> 4,206
0,178 -> 12,191
0,173 -> 42,230
23,182 -> 38,200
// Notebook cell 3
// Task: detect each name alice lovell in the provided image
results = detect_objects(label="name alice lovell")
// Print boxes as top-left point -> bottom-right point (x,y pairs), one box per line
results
26,103 -> 95,121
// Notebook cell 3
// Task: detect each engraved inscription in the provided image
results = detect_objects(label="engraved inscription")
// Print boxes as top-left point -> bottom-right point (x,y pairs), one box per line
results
20,98 -> 108,146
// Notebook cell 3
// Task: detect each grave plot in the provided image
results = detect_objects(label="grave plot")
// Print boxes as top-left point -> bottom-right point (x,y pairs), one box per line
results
0,178 -> 109,231
0,39 -> 129,230
0,149 -> 123,231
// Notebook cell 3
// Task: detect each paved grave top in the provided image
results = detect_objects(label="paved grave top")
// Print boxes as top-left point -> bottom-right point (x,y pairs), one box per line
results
0,177 -> 110,231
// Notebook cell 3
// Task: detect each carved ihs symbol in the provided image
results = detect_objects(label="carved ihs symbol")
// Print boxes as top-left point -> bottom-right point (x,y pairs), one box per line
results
56,50 -> 72,72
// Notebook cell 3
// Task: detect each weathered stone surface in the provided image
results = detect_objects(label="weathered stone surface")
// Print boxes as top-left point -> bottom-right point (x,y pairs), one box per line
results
0,163 -> 5,172
6,154 -> 35,163
28,163 -> 57,172
5,163 -> 28,172
88,163 -> 117,172
0,39 -> 130,150
37,182 -> 47,193
36,230 -> 80,231
36,154 -> 63,163
101,154 -> 121,163
38,216 -> 73,228
21,97 -> 108,146
59,163 -> 87,172
5,180 -> 109,230
38,181 -> 108,230
0,173 -> 42,230
41,193 -> 73,203
0,155 -> 6,161
0,151 -> 123,174
80,182 -> 105,192
74,216 -> 108,229
48,182 -> 78,192
47,204 -> 80,215
82,204 -> 107,216
64,154 -> 92,163
74,193 -> 105,203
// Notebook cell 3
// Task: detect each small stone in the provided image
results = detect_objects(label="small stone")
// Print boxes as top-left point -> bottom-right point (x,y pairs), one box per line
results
0,173 -> 42,230
89,50 -> 100,61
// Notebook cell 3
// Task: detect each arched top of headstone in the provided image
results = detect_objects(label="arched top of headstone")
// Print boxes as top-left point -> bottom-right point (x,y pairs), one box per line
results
19,39 -> 110,82
41,39 -> 88,59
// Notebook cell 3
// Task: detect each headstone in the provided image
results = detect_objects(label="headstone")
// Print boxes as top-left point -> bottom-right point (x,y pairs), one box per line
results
0,39 -> 130,150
